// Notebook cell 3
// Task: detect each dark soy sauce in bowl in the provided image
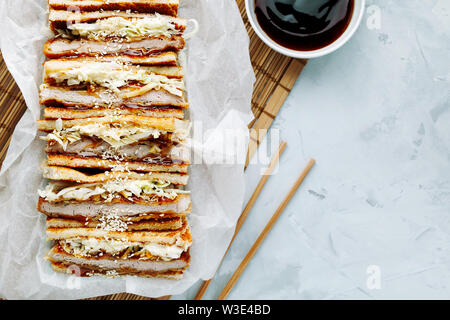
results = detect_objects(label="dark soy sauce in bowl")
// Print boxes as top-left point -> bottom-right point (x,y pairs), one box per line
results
254,0 -> 354,51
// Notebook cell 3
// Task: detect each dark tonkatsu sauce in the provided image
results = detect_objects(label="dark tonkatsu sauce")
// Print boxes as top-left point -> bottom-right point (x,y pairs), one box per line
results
255,0 -> 354,51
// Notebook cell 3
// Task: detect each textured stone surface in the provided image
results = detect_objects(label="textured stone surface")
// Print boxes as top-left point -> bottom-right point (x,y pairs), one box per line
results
174,0 -> 450,300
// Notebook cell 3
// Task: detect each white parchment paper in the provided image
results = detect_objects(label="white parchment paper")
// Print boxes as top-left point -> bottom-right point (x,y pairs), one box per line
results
0,0 -> 255,299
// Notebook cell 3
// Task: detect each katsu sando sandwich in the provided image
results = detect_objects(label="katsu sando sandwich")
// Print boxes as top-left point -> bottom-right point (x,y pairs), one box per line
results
45,10 -> 186,59
39,59 -> 189,110
38,166 -> 191,219
49,247 -> 190,279
37,115 -> 190,173
48,0 -> 180,16
46,218 -> 192,279
46,222 -> 192,261
40,83 -> 187,110
38,173 -> 191,232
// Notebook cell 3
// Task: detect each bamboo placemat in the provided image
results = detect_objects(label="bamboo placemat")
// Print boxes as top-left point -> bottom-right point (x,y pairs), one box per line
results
0,0 -> 306,300
0,54 -> 27,166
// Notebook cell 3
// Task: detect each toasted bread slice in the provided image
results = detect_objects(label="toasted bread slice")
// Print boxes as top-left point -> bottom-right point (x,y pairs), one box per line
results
37,114 -> 188,132
48,0 -> 179,16
43,106 -> 184,120
47,216 -> 184,231
47,52 -> 178,66
47,219 -> 191,243
46,154 -> 189,173
76,52 -> 178,66
38,195 -> 191,218
39,84 -> 188,109
42,165 -> 189,184
44,37 -> 185,59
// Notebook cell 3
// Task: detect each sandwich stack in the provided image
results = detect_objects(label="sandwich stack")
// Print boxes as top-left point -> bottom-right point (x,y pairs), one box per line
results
37,0 -> 193,280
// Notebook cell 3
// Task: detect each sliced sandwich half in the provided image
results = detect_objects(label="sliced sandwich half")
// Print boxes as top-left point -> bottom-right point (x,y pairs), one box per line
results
46,217 -> 192,279
45,10 -> 185,58
38,115 -> 190,172
43,105 -> 184,120
43,52 -> 178,67
38,167 -> 191,219
48,246 -> 190,279
40,59 -> 188,108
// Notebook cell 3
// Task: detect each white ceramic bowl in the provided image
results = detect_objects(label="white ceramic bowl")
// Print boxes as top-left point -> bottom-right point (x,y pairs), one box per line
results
245,0 -> 366,59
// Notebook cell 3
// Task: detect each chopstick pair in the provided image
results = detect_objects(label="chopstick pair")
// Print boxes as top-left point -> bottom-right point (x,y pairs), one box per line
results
194,139 -> 315,300
217,157 -> 315,300
194,141 -> 288,300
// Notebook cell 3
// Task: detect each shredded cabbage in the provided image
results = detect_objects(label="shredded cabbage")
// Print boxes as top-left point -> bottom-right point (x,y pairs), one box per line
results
41,122 -> 166,150
38,180 -> 189,202
47,62 -> 184,96
61,238 -> 185,261
67,15 -> 180,40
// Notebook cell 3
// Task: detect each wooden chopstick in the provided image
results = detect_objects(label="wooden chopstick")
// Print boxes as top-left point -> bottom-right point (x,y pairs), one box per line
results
194,141 -> 288,300
217,158 -> 316,300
